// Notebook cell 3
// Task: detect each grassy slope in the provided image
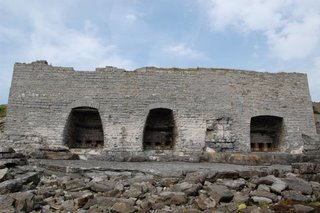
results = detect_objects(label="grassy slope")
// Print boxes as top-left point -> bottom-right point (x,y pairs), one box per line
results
0,104 -> 7,118
0,104 -> 6,133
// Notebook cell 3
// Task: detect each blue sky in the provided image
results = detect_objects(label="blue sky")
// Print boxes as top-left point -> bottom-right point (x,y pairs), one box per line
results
0,0 -> 319,104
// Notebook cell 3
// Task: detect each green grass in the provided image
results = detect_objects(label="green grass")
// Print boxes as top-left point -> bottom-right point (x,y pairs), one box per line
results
0,104 -> 7,118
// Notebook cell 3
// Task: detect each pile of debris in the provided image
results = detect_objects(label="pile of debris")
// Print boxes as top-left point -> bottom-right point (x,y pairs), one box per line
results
0,148 -> 320,212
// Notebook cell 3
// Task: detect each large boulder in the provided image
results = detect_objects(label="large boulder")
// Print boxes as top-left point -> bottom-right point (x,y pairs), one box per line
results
0,171 -> 41,194
282,190 -> 312,202
0,168 -> 9,182
172,182 -> 202,196
111,200 -> 135,213
10,191 -> 35,212
250,190 -> 278,202
203,181 -> 234,203
194,194 -> 216,210
0,194 -> 15,212
270,179 -> 287,194
216,178 -> 247,190
283,177 -> 313,195
184,171 -> 208,184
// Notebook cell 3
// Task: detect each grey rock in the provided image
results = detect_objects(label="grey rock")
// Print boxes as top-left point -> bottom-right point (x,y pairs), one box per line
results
172,181 -> 202,196
159,177 -> 179,187
215,202 -> 238,213
184,171 -> 208,184
128,174 -> 154,184
283,177 -> 313,195
255,175 -> 278,185
0,194 -> 15,210
0,147 -> 15,153
292,163 -> 317,174
0,168 -> 9,182
73,191 -> 94,208
282,190 -> 312,202
114,182 -> 125,192
0,171 -> 40,194
310,181 -> 320,200
250,189 -> 278,202
158,191 -> 188,205
233,191 -> 250,204
204,181 -> 234,203
251,196 -> 273,204
62,179 -> 87,191
0,159 -> 27,168
61,200 -> 75,212
89,181 -> 114,193
82,198 -> 98,210
134,181 -> 156,193
194,194 -> 216,210
84,172 -> 108,182
111,200 -> 135,213
123,185 -> 142,198
10,191 -> 35,212
257,184 -> 270,192
216,178 -> 247,190
270,179 -> 287,194
293,204 -> 314,213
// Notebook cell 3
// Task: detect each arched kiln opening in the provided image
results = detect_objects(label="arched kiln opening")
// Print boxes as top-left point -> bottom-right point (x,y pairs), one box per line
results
64,107 -> 104,148
250,115 -> 283,152
143,108 -> 175,150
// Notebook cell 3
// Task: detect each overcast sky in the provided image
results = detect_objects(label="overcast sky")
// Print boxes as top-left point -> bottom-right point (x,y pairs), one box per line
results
0,0 -> 319,103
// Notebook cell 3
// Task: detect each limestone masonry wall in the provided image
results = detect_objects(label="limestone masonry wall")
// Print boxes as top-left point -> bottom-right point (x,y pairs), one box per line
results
4,61 -> 318,159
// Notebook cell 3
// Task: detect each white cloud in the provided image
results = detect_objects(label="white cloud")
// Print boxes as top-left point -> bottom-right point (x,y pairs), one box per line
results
0,25 -> 23,42
201,0 -> 320,60
267,14 -> 320,60
126,14 -> 137,23
310,57 -> 320,101
0,69 -> 11,100
163,43 -> 204,59
26,16 -> 136,70
202,0 -> 286,32
0,1 -> 135,71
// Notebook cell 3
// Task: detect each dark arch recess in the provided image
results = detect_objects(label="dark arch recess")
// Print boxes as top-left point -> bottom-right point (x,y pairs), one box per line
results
143,108 -> 176,150
250,115 -> 283,152
64,107 -> 104,148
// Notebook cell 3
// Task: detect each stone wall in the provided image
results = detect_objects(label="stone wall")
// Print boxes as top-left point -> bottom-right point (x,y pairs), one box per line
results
314,102 -> 320,134
4,61 -> 318,159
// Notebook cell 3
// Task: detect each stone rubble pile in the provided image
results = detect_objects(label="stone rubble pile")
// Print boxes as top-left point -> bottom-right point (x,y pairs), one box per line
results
1,149 -> 320,212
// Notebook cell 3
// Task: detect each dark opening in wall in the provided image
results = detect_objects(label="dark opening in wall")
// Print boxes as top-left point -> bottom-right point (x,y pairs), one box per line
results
64,107 -> 104,148
143,108 -> 175,150
250,115 -> 283,152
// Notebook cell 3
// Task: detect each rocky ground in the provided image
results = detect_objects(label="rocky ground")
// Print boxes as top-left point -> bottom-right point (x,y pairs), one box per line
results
1,148 -> 320,212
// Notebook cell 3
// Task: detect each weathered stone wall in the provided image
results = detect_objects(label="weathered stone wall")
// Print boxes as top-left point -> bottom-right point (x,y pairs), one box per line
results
4,61 -> 318,158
